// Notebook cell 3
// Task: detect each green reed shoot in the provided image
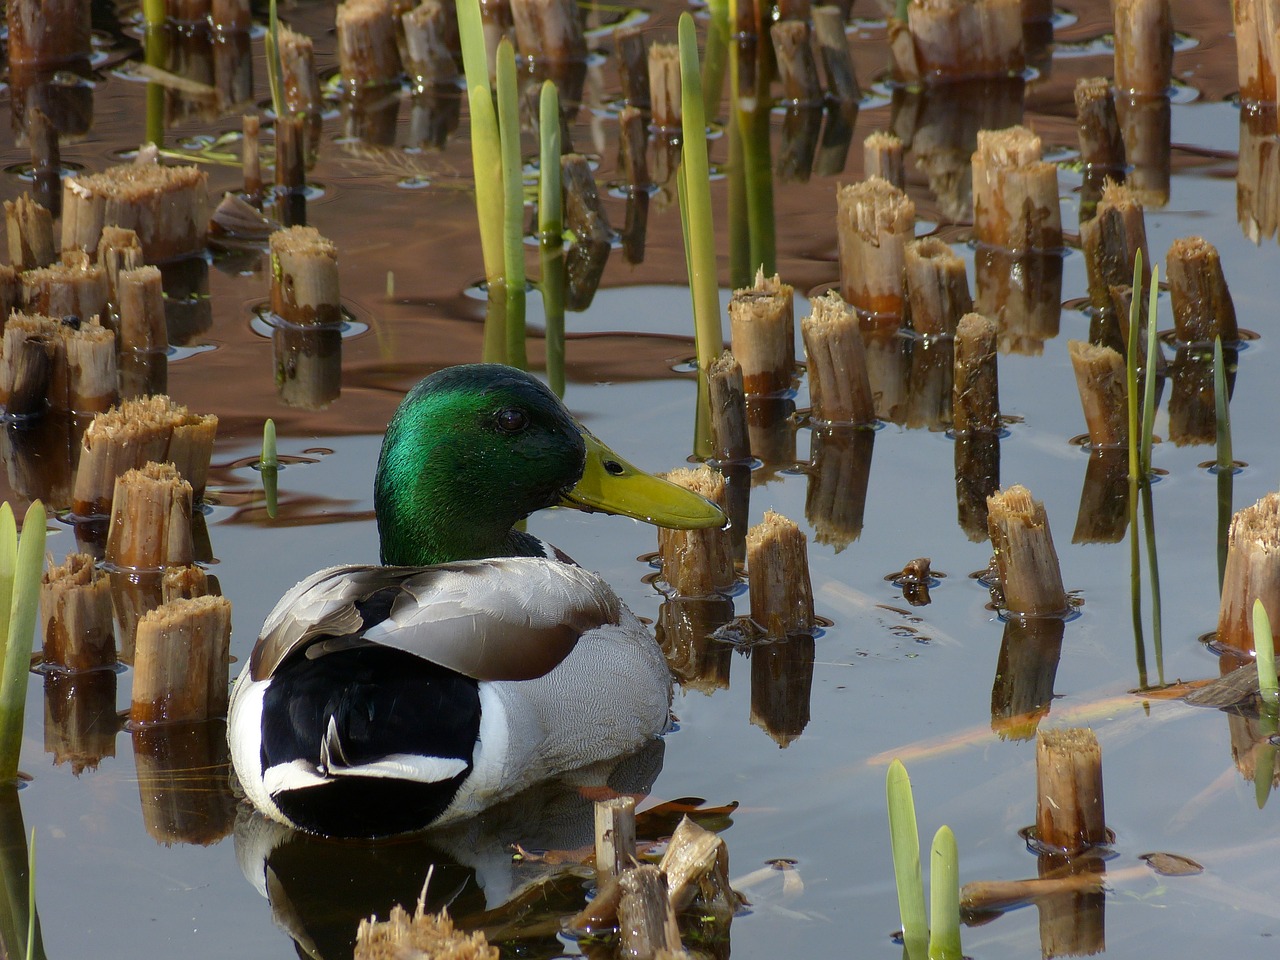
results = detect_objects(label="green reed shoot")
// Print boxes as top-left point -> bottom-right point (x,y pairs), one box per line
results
458,0 -> 504,288
0,501 -> 46,783
496,39 -> 526,369
702,0 -> 730,119
1214,336 -> 1233,590
1125,250 -> 1142,481
266,0 -> 287,123
25,827 -> 34,960
678,13 -> 722,370
928,826 -> 962,960
142,0 -> 165,27
887,759 -> 928,960
261,419 -> 279,519
727,0 -> 775,283
1139,265 -> 1159,477
539,81 -> 566,396
1254,600 -> 1279,706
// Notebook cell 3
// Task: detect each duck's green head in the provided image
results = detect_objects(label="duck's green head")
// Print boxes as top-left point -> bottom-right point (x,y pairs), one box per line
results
375,364 -> 725,565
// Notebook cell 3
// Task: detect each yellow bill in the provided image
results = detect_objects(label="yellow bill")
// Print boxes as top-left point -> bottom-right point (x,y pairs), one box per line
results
562,432 -> 726,529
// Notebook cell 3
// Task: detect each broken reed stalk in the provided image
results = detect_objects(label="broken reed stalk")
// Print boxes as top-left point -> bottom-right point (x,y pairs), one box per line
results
618,105 -> 650,188
836,177 -> 915,320
336,0 -> 403,90
708,351 -> 751,462
242,114 -> 262,205
660,815 -> 738,918
1036,728 -> 1107,854
987,485 -> 1068,617
770,21 -> 822,106
659,467 -> 733,597
1074,77 -> 1125,175
105,462 -> 194,570
1113,0 -> 1172,97
892,0 -> 1023,83
510,0 -> 586,63
728,272 -> 793,395
904,237 -> 972,337
20,252 -> 108,323
971,126 -> 1061,254
747,511 -> 815,637
618,867 -> 683,958
952,312 -> 999,434
802,289 -> 874,425
5,336 -> 53,419
98,226 -> 144,313
71,394 -> 217,517
402,0 -> 458,84
269,226 -> 341,327
1068,340 -> 1128,447
0,312 -> 116,415
62,164 -> 209,262
274,114 -> 307,199
1218,493 -> 1280,656
1166,236 -> 1237,345
130,594 -> 232,724
354,900 -> 498,960
6,0 -> 91,68
812,5 -> 860,104
118,266 -> 168,354
615,25 -> 650,110
279,23 -> 324,122
1080,180 -> 1149,315
4,195 -> 56,270
863,132 -> 904,189
649,42 -> 681,131
1235,0 -> 1279,105
41,552 -> 114,673
593,795 -> 637,883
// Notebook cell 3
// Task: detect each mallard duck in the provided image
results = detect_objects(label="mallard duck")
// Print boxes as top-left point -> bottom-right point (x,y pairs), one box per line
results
228,364 -> 725,838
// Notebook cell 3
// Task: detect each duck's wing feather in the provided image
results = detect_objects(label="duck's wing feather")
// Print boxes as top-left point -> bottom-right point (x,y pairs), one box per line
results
251,557 -> 623,683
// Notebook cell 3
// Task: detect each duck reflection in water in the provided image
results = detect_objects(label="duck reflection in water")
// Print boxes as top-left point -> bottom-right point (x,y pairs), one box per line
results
233,741 -> 664,959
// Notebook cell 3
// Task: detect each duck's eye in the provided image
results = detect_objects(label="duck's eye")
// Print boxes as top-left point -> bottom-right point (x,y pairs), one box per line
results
496,408 -> 528,434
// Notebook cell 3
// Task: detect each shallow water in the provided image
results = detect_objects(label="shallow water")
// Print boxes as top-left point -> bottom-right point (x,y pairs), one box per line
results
1,0 -> 1279,957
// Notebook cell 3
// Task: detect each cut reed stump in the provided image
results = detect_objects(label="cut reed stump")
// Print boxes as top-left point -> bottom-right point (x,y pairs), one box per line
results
0,311 -> 116,415
1036,728 -> 1107,854
279,23 -> 325,135
708,351 -> 751,464
904,237 -> 972,338
402,0 -> 460,84
561,154 -> 612,310
808,425 -> 874,549
355,901 -> 498,960
5,194 -> 56,270
1080,179 -> 1148,317
26,106 -> 61,216
71,394 -> 217,518
1074,77 -> 1126,177
836,176 -> 915,321
953,312 -> 1000,434
130,594 -> 231,725
62,163 -> 209,262
97,226 -> 144,315
1113,0 -> 1172,98
812,6 -> 860,104
1166,236 -> 1237,345
649,42 -> 681,132
131,720 -> 236,844
511,0 -> 586,64
615,25 -> 650,110
594,795 -> 637,884
990,616 -> 1063,740
971,125 -> 1061,254
987,485 -> 1068,617
657,596 -> 734,694
802,289 -> 874,425
659,815 -> 740,921
618,105 -> 650,190
747,511 -> 814,637
771,21 -> 822,107
337,0 -> 403,90
118,265 -> 168,353
751,629 -> 816,746
863,131 -> 904,189
242,114 -> 263,206
659,467 -> 733,597
973,246 -> 1063,355
619,866 -> 684,958
20,254 -> 108,324
729,271 -> 794,396
1073,446 -> 1130,544
43,669 -> 118,774
1217,493 -> 1280,657
6,0 -> 92,69
270,226 -> 342,327
105,462 -> 194,571
1235,0 -> 1280,105
1067,340 -> 1127,447
889,0 -> 1023,84
41,551 -> 114,673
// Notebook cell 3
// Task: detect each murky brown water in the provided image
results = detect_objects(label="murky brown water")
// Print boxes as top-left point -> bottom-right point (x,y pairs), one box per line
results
1,0 -> 1279,958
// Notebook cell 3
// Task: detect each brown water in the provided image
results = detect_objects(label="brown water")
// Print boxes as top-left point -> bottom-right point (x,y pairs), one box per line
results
1,0 -> 1279,958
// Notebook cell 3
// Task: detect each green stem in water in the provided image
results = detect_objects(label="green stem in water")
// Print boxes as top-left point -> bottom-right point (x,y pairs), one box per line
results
1125,249 -> 1143,481
0,501 -> 44,783
1139,265 -> 1159,477
1140,478 -> 1163,687
266,0 -> 286,122
928,826 -> 962,960
678,13 -> 723,371
539,81 -> 565,396
1129,474 -> 1148,690
496,39 -> 526,370
457,0 -> 504,285
260,419 -> 278,520
1214,336 -> 1233,591
887,759 -> 928,960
